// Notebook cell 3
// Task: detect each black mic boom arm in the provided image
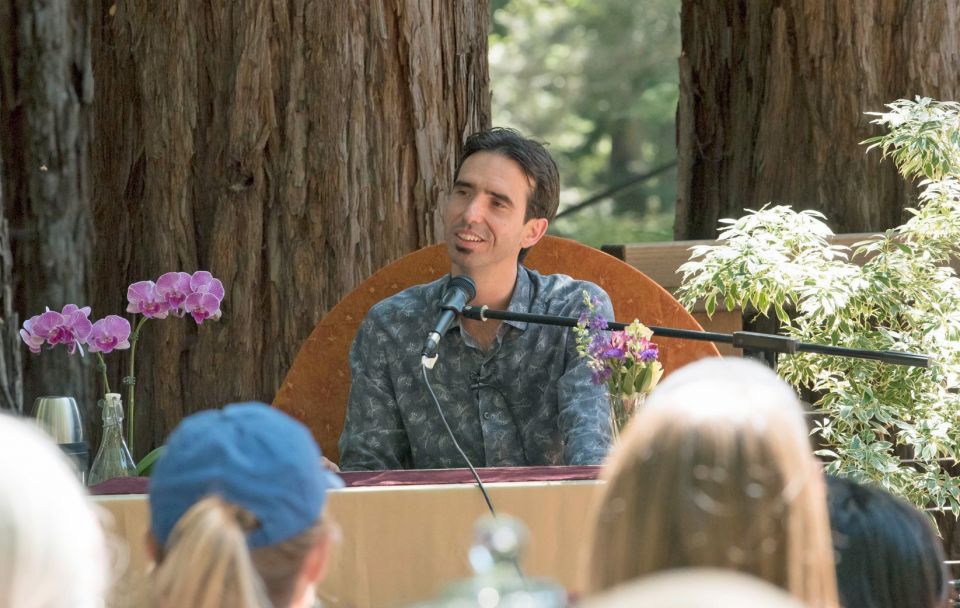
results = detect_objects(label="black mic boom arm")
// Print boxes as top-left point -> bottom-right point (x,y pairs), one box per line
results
459,305 -> 930,369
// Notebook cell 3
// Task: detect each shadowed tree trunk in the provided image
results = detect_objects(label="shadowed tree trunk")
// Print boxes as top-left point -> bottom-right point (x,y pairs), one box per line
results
0,151 -> 22,413
89,1 -> 490,455
676,1 -> 960,239
0,0 -> 94,419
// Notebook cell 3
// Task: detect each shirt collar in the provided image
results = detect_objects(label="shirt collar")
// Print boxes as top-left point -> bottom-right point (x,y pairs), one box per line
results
504,265 -> 533,331
446,265 -> 533,332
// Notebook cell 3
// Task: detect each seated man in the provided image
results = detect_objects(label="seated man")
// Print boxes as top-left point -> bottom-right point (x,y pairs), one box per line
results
339,127 -> 614,470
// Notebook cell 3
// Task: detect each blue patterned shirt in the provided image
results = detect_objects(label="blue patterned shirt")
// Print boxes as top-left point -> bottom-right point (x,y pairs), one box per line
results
338,266 -> 614,470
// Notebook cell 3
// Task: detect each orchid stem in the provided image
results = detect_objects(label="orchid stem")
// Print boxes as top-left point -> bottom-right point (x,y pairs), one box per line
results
95,353 -> 111,395
125,316 -> 149,457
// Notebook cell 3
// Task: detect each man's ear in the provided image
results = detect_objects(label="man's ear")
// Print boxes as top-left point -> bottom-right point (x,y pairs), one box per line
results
521,217 -> 549,248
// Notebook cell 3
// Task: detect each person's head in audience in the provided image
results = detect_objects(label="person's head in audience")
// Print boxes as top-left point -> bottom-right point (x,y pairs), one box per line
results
827,475 -> 948,608
587,357 -> 839,607
581,568 -> 807,608
0,413 -> 109,608
148,402 -> 343,608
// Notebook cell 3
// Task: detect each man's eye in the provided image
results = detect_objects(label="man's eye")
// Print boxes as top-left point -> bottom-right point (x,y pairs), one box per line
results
492,199 -> 507,208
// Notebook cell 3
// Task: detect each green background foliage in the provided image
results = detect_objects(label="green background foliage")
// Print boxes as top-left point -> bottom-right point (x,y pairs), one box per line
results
489,0 -> 680,246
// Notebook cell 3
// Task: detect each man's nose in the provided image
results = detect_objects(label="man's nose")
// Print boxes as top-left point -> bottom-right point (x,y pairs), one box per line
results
462,195 -> 485,223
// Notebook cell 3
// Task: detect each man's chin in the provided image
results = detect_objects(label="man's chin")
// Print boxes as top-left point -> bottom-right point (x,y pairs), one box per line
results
447,246 -> 473,272
448,244 -> 490,276
447,239 -> 478,259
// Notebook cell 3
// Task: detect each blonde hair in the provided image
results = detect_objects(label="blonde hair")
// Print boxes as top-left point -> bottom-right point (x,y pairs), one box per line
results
582,568 -> 806,608
152,496 -> 334,608
0,414 -> 109,608
586,358 -> 839,608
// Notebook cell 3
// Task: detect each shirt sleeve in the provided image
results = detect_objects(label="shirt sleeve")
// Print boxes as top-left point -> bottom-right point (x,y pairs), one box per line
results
555,283 -> 614,465
338,313 -> 413,471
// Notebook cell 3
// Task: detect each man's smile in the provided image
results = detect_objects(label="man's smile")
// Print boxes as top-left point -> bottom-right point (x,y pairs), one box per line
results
454,230 -> 485,243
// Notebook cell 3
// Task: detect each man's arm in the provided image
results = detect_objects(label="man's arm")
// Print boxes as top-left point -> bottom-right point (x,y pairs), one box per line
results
556,284 -> 614,465
338,315 -> 412,471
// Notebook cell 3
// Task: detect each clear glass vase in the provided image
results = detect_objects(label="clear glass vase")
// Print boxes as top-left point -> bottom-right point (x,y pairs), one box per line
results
610,392 -> 645,442
88,393 -> 137,486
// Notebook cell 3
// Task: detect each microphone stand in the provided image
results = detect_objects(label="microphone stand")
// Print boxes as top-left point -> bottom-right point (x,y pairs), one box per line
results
459,305 -> 931,369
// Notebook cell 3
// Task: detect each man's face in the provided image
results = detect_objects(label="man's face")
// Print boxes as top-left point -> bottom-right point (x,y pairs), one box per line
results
442,152 -> 548,276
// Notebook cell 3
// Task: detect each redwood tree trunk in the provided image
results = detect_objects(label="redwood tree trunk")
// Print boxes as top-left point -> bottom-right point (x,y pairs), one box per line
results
0,0 -> 94,417
676,1 -> 960,239
0,153 -> 22,413
90,1 -> 490,454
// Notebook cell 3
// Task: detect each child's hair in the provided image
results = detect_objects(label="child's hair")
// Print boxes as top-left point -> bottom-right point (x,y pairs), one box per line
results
587,358 -> 839,607
827,476 -> 948,608
0,414 -> 109,608
152,496 -> 335,608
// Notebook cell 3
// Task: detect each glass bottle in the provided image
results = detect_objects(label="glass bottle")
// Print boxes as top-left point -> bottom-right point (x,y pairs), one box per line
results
413,515 -> 567,607
88,392 -> 137,486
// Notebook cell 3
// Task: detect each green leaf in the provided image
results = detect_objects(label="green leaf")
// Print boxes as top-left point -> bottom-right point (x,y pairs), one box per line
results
136,446 -> 166,477
705,293 -> 717,317
774,302 -> 790,324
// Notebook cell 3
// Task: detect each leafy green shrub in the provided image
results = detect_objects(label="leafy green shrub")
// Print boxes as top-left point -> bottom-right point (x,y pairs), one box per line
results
675,98 -> 960,513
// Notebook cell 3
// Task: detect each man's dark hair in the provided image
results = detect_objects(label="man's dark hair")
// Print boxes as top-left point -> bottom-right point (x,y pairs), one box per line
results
455,127 -> 560,223
826,476 -> 948,608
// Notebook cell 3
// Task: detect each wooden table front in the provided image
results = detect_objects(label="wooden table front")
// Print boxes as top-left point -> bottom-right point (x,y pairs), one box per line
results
93,472 -> 603,607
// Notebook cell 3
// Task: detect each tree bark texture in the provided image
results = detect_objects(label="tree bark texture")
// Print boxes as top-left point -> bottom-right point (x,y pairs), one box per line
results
0,152 -> 23,413
676,1 -> 960,239
0,0 -> 94,417
89,1 -> 490,454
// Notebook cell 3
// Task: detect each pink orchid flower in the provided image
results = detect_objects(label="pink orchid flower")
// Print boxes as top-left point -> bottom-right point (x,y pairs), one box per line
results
183,292 -> 222,325
126,281 -> 171,319
28,305 -> 93,355
156,272 -> 193,314
189,271 -> 225,300
87,315 -> 132,354
19,314 -> 46,354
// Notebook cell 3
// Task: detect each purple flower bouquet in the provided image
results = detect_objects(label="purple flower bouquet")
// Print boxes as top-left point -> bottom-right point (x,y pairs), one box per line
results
574,291 -> 664,439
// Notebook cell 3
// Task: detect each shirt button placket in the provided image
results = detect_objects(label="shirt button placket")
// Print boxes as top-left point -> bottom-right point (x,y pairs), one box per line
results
477,363 -> 497,464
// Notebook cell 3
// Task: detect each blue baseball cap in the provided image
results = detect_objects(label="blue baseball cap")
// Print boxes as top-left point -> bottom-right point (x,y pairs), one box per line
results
148,402 -> 343,549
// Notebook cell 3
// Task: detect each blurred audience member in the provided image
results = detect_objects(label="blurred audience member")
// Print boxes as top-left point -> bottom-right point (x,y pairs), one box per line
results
148,402 -> 343,608
582,568 -> 806,608
827,475 -> 949,608
0,413 -> 109,608
586,357 -> 838,607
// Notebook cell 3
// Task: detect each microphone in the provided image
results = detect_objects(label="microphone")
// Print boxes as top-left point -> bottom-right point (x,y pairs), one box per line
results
421,275 -> 476,368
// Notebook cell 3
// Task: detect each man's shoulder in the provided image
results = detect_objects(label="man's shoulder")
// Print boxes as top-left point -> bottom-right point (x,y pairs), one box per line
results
528,268 -> 607,293
364,276 -> 445,323
525,267 -> 611,308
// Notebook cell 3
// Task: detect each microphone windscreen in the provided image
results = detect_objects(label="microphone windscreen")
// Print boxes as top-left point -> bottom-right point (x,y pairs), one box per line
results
447,275 -> 477,300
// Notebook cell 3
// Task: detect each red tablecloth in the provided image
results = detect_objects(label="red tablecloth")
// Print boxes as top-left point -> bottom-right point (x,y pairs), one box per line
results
89,465 -> 602,495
